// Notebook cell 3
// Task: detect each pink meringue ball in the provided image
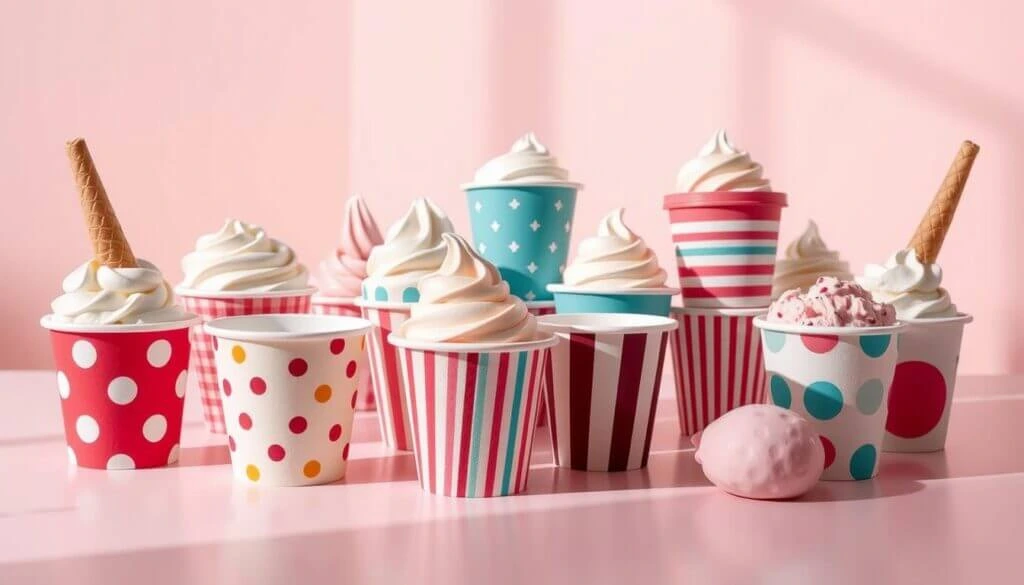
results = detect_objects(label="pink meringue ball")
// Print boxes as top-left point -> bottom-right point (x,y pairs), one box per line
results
693,404 -> 824,500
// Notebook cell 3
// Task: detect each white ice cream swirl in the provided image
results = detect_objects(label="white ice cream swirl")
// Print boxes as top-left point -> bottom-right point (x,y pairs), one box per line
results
676,129 -> 771,192
472,132 -> 572,186
363,198 -> 455,299
180,219 -> 309,292
772,220 -> 852,298
51,259 -> 190,324
857,249 -> 956,319
562,208 -> 668,289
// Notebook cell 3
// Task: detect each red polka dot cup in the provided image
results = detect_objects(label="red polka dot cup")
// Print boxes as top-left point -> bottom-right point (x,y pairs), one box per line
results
754,318 -> 906,481
204,314 -> 370,486
884,314 -> 972,453
40,315 -> 200,470
356,299 -> 414,451
312,295 -> 375,412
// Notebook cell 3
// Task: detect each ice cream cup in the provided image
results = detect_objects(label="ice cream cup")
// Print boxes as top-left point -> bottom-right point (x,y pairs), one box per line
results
312,295 -> 375,411
204,314 -> 370,486
537,313 -> 676,472
355,298 -> 415,451
389,334 -> 557,497
669,306 -> 768,437
175,287 -> 315,434
40,315 -> 201,470
663,192 -> 787,309
754,318 -> 906,481
547,285 -> 677,317
884,313 -> 972,453
464,183 -> 580,302
524,301 -> 556,427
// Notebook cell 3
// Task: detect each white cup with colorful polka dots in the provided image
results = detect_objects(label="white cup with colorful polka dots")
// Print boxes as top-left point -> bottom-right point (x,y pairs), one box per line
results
754,318 -> 906,481
204,314 -> 371,486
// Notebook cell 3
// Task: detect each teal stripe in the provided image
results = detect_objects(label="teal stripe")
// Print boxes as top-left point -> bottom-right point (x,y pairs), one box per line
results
500,352 -> 529,495
676,245 -> 777,257
466,354 -> 489,497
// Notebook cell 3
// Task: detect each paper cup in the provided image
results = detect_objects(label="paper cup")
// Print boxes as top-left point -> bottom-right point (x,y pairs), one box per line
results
537,313 -> 676,472
312,295 -> 375,411
663,192 -> 787,309
204,314 -> 370,486
464,184 -> 579,302
357,299 -> 414,451
669,307 -> 768,437
547,285 -> 677,317
884,314 -> 972,453
176,287 -> 314,433
755,318 -> 905,481
40,316 -> 200,470
390,334 -> 558,498
525,301 -> 556,427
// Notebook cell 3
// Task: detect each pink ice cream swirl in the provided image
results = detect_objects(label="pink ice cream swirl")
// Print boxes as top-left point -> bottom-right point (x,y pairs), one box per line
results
317,197 -> 384,298
768,277 -> 896,327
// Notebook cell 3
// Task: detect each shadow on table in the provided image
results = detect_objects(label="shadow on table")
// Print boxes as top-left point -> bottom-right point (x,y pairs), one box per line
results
339,453 -> 418,485
177,445 -> 231,467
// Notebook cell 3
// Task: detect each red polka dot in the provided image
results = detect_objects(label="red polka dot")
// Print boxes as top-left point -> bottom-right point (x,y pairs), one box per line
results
820,435 -> 836,469
329,424 -> 342,441
351,391 -> 358,409
222,379 -> 232,396
267,444 -> 286,461
288,358 -> 309,377
239,413 -> 252,430
346,361 -> 358,378
228,435 -> 236,452
887,361 -> 946,439
289,416 -> 308,434
212,336 -> 219,351
801,334 -> 839,354
250,377 -> 267,395
330,338 -> 346,355
342,443 -> 350,461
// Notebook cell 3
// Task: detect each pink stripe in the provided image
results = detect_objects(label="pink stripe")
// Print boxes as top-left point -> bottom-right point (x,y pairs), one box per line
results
444,353 -> 458,497
484,353 -> 511,497
456,353 -> 478,498
400,347 -> 423,490
544,351 -> 559,467
424,351 -> 437,496
379,310 -> 409,450
672,230 -> 779,242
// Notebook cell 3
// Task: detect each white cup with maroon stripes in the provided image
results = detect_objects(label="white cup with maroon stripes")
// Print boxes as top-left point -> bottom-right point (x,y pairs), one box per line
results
537,313 -> 676,472
663,192 -> 787,309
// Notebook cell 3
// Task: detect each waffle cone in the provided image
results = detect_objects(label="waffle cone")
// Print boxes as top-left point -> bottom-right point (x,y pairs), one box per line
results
66,138 -> 136,268
907,140 -> 979,264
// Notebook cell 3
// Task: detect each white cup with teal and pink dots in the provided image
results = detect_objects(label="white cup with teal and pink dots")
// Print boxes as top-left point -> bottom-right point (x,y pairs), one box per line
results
754,318 -> 906,481
205,314 -> 371,486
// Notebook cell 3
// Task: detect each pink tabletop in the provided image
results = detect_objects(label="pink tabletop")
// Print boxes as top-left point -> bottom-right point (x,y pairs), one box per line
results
0,371 -> 1021,584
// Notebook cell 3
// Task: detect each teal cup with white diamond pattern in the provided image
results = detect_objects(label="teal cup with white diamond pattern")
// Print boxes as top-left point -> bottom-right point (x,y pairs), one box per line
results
464,184 -> 579,301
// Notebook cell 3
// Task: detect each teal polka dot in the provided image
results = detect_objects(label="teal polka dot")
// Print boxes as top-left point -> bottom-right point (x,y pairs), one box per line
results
859,334 -> 891,358
849,444 -> 878,480
401,287 -> 420,303
856,379 -> 885,415
770,375 -> 791,408
763,331 -> 787,353
374,286 -> 388,302
804,381 -> 843,420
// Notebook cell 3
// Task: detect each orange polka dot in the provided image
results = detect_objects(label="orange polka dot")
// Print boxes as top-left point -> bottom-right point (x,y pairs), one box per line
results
303,460 -> 321,478
232,345 -> 246,364
314,384 -> 333,403
246,464 -> 260,482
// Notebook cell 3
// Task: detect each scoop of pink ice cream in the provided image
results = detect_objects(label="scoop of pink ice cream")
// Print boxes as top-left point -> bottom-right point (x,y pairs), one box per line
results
767,276 -> 896,327
317,197 -> 384,298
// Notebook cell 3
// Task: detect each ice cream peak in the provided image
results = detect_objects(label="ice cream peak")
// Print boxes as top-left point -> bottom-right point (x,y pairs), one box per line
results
180,219 -> 309,293
772,220 -> 852,298
676,129 -> 771,192
562,208 -> 668,289
317,197 -> 383,298
398,234 -> 538,343
857,249 -> 956,319
471,132 -> 572,186
363,198 -> 454,301
768,277 -> 896,327
51,259 -> 190,324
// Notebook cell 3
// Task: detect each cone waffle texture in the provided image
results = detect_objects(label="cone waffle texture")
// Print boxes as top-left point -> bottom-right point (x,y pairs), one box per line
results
66,138 -> 136,268
908,141 -> 979,264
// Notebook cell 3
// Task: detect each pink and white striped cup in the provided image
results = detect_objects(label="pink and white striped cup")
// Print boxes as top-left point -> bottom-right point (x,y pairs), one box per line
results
356,299 -> 414,451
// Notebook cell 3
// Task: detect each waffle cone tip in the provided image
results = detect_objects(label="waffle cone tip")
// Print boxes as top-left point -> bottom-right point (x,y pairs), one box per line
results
907,140 -> 979,264
65,138 -> 137,268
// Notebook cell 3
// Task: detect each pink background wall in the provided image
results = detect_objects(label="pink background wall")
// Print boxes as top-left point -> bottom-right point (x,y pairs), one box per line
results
3,1 -> 1019,373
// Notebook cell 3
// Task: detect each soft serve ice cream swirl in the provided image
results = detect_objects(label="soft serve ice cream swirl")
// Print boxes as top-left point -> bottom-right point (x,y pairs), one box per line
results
857,249 -> 956,318
51,259 -> 190,324
676,130 -> 771,192
317,197 -> 383,298
180,220 -> 309,292
562,208 -> 668,289
471,132 -> 573,186
399,234 -> 538,343
772,220 -> 852,298
363,198 -> 454,301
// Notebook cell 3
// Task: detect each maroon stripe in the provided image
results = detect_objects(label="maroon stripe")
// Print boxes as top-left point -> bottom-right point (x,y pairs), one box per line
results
569,333 -> 596,470
681,285 -> 773,298
712,316 -> 722,422
607,333 -> 647,472
672,230 -> 780,242
640,333 -> 670,467
727,316 -> 738,412
669,328 -> 686,439
544,350 -> 559,467
678,264 -> 775,277
456,352 -> 478,498
697,316 -> 709,430
484,353 -> 510,497
683,314 -> 698,435
424,351 -> 437,495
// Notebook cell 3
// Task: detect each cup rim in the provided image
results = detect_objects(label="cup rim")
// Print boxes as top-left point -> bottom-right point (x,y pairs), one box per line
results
311,294 -> 359,306
671,306 -> 766,318
174,286 -> 317,300
753,317 -> 906,336
547,284 -> 679,296
387,332 -> 559,353
536,312 -> 678,334
523,300 -> 555,309
40,314 -> 201,334
204,314 -> 372,341
353,297 -> 413,311
663,191 -> 788,209
462,180 -> 583,191
901,312 -> 973,326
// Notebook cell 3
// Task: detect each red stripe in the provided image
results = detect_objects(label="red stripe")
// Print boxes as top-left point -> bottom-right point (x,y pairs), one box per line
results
740,317 -> 753,407
514,351 -> 541,492
484,353 -> 510,497
456,353 -> 478,498
697,316 -> 709,431
640,333 -> 669,467
712,316 -> 722,422
682,285 -> 773,298
608,333 -> 647,471
423,351 -> 437,495
727,317 -> 738,412
544,350 -> 559,467
400,347 -> 422,489
443,352 -> 458,497
668,205 -> 782,223
569,333 -> 596,470
678,264 -> 776,277
379,310 -> 409,450
672,230 -> 779,242
683,315 -> 698,436
670,327 -> 686,438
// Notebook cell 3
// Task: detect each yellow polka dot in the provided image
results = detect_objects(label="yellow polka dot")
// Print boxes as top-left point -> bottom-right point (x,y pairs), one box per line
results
314,384 -> 333,403
232,345 -> 246,364
303,460 -> 321,478
246,464 -> 260,482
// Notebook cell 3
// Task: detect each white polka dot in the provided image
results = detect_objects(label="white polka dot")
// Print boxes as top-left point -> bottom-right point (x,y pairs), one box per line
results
146,339 -> 172,368
72,340 -> 97,369
167,444 -> 180,465
106,454 -> 135,470
56,371 -> 71,399
76,415 -> 99,443
107,376 -> 138,405
142,414 -> 167,443
175,370 -> 187,399
67,446 -> 77,467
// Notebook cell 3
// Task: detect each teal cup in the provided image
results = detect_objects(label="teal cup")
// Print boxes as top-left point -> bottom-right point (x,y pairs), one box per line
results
464,184 -> 579,301
547,285 -> 677,317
